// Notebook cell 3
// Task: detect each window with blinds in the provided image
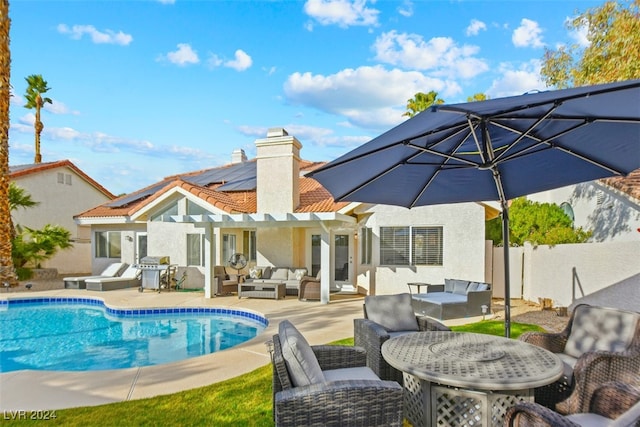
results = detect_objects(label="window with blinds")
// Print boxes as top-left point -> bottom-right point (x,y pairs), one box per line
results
380,226 -> 443,266
412,226 -> 443,265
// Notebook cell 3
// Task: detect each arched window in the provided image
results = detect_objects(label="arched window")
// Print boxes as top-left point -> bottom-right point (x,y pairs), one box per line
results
560,202 -> 575,224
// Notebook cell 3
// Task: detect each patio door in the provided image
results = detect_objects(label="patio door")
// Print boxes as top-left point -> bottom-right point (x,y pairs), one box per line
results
334,234 -> 352,288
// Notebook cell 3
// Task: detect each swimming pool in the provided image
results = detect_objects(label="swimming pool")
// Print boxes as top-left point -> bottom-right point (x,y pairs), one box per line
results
0,297 -> 268,372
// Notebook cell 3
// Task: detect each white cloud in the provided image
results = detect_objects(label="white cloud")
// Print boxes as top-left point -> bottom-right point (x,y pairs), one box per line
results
164,43 -> 200,66
397,0 -> 414,18
486,60 -> 547,98
283,65 -> 462,130
224,49 -> 253,71
57,24 -> 132,46
372,31 -> 489,79
512,18 -> 544,48
208,50 -> 253,71
303,0 -> 379,29
466,19 -> 487,36
567,17 -> 590,47
236,124 -> 369,149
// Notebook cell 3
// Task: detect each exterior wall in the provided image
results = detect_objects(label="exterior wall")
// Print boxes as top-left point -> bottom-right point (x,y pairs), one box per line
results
528,181 -> 640,242
256,227 -> 297,267
491,240 -> 640,308
355,202 -> 486,296
12,165 -> 113,274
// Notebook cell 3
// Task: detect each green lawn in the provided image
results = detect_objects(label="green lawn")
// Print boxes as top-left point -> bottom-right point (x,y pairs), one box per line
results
9,320 -> 544,426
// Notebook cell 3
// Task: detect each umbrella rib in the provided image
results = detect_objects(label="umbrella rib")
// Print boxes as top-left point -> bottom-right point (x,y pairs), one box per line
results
490,105 -> 558,164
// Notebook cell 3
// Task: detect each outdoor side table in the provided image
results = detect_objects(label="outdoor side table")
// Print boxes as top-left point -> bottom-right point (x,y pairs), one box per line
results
381,331 -> 563,427
406,282 -> 431,294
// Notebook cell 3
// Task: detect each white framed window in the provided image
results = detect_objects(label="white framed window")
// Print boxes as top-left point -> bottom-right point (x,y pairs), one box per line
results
187,233 -> 205,266
380,226 -> 443,266
95,231 -> 122,258
360,227 -> 372,265
222,234 -> 236,265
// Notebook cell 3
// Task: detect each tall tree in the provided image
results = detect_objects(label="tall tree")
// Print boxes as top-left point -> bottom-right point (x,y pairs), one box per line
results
24,74 -> 52,164
0,0 -> 16,284
403,91 -> 445,118
541,0 -> 640,88
467,93 -> 488,102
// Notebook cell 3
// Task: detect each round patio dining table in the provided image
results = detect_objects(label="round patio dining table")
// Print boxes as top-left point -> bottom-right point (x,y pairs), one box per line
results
381,331 -> 564,427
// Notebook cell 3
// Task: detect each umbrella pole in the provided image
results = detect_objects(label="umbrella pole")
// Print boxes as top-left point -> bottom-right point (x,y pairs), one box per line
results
501,202 -> 511,338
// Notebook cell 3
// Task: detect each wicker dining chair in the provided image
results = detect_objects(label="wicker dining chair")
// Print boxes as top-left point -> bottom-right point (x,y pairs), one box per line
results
354,293 -> 450,384
504,381 -> 640,427
519,304 -> 640,414
268,320 -> 403,427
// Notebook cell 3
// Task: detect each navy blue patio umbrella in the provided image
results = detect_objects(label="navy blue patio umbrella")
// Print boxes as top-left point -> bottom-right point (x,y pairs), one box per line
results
309,79 -> 640,337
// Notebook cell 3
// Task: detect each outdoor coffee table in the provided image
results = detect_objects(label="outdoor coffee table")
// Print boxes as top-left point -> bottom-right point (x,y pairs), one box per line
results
381,331 -> 563,427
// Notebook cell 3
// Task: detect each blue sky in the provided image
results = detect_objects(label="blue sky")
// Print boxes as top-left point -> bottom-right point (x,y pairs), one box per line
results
8,0 -> 599,195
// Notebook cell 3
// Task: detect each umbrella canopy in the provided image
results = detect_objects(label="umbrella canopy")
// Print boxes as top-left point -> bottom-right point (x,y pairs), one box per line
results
310,79 -> 640,336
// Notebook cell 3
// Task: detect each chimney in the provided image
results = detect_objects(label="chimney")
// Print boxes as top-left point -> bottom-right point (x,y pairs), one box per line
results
231,148 -> 247,164
255,128 -> 301,213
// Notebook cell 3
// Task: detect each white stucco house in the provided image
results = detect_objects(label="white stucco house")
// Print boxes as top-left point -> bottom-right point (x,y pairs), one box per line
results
9,160 -> 116,275
527,168 -> 640,242
75,128 -> 490,302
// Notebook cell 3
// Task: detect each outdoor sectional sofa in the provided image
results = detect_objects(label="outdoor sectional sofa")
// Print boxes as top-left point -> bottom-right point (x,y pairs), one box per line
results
410,279 -> 492,320
243,266 -> 308,296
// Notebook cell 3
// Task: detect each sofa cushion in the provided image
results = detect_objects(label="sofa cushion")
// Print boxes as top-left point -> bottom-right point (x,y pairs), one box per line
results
279,320 -> 325,387
453,281 -> 469,295
365,293 -> 419,332
271,268 -> 290,281
564,305 -> 640,359
248,266 -> 263,279
413,292 -> 467,304
467,282 -> 480,292
323,366 -> 380,382
476,283 -> 489,291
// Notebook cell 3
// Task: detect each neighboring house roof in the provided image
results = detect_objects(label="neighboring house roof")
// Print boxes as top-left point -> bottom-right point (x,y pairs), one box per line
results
601,168 -> 640,201
9,160 -> 116,199
76,159 -> 349,220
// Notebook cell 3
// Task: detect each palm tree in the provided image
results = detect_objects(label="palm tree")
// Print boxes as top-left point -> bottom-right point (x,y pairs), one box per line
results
0,0 -> 17,285
24,74 -> 51,164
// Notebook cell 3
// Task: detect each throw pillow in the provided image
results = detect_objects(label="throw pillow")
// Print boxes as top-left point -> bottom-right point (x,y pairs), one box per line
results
453,281 -> 469,295
564,305 -> 640,359
294,269 -> 307,281
364,293 -> 419,332
249,267 -> 262,279
278,320 -> 325,387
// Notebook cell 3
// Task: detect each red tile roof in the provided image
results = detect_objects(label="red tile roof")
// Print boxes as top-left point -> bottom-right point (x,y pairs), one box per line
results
601,169 -> 640,201
76,159 -> 348,219
10,160 -> 116,199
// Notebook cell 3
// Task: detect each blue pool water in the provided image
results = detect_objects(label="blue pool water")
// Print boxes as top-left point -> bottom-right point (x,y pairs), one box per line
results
0,297 -> 267,372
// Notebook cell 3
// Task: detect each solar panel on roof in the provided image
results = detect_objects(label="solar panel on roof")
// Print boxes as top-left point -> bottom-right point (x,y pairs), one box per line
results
104,181 -> 168,208
184,161 -> 256,190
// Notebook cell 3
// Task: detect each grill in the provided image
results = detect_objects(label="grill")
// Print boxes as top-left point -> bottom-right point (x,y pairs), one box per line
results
135,256 -> 173,292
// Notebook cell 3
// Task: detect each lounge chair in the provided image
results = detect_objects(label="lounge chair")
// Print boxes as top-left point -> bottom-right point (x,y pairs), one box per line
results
354,293 -> 450,384
85,265 -> 141,291
519,304 -> 640,414
505,380 -> 640,427
63,262 -> 128,289
268,319 -> 403,427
